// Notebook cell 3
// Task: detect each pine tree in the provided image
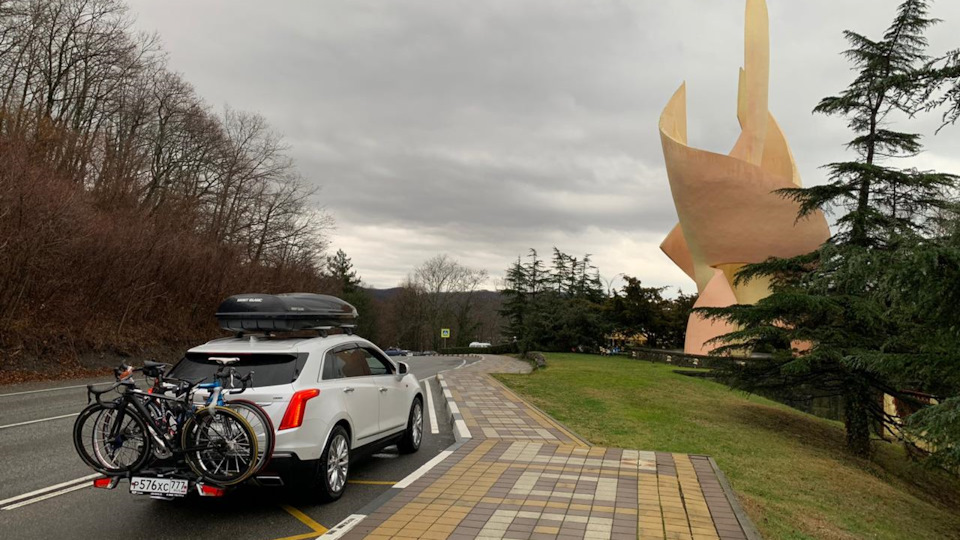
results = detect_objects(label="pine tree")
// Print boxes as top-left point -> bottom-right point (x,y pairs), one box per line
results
551,248 -> 570,294
325,249 -> 362,293
926,46 -> 960,127
500,248 -> 607,354
324,249 -> 377,339
500,256 -> 531,353
702,0 -> 959,457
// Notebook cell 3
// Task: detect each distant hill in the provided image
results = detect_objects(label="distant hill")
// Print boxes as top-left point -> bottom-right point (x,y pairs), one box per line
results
363,287 -> 405,302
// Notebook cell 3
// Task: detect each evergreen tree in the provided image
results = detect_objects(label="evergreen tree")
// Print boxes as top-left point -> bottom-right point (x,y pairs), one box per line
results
608,277 -> 668,347
925,45 -> 960,127
660,291 -> 696,350
500,248 -> 606,354
551,248 -> 570,294
500,256 -> 528,350
325,249 -> 361,293
324,249 -> 376,340
605,279 -> 694,350
702,0 -> 959,457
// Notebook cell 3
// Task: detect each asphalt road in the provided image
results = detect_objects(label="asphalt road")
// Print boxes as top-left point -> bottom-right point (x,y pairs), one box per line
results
0,355 -> 475,540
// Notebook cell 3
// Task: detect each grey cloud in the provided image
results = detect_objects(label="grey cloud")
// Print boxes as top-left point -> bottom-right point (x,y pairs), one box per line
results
127,0 -> 960,288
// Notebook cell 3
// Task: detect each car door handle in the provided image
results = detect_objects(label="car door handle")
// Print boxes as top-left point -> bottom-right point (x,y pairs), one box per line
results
379,387 -> 388,393
343,387 -> 355,393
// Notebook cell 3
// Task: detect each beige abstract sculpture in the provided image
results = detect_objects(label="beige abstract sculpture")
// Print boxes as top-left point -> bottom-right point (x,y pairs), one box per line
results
659,0 -> 830,355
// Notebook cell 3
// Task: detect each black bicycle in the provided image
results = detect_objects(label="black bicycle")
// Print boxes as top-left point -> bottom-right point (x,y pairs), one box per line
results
150,360 -> 276,476
72,362 -> 260,486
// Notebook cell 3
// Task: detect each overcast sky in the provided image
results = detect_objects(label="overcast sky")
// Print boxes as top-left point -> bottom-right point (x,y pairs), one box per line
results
126,0 -> 960,292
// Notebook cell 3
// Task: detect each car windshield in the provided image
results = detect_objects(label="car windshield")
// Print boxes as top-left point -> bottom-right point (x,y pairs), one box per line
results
168,352 -> 307,387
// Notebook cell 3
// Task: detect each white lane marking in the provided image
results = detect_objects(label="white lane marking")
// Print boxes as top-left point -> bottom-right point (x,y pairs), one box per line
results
0,412 -> 78,430
429,356 -> 470,380
320,513 -> 366,539
2,481 -> 93,510
0,474 -> 100,507
423,377 -> 439,434
393,449 -> 453,489
0,382 -> 108,398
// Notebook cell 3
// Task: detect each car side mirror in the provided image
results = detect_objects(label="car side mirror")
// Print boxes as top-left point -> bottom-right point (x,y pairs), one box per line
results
398,361 -> 409,375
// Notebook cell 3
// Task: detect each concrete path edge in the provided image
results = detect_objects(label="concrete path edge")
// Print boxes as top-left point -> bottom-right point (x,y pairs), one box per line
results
707,457 -> 763,540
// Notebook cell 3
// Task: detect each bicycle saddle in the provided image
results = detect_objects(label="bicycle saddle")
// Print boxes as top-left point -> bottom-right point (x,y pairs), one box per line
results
209,356 -> 240,366
142,361 -> 169,377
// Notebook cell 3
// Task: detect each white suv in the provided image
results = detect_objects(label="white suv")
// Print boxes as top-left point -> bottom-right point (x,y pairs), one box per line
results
167,333 -> 424,501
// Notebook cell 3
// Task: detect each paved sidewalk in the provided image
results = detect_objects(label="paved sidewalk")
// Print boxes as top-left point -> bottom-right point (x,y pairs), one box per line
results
340,356 -> 755,540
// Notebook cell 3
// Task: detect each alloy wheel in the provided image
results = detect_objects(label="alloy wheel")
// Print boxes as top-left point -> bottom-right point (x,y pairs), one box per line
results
412,402 -> 423,448
326,433 -> 349,493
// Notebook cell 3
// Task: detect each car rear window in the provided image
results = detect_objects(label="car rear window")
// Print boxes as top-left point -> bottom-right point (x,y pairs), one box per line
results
169,353 -> 308,387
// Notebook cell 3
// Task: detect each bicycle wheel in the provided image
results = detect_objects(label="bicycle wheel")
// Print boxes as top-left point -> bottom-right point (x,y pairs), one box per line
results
73,402 -> 152,475
225,399 -> 275,474
182,406 -> 259,486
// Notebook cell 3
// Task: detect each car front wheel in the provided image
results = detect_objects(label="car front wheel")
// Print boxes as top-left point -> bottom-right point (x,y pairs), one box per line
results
398,397 -> 423,454
316,425 -> 350,501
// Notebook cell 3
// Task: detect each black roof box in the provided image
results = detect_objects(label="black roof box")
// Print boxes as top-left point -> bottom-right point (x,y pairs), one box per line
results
216,293 -> 358,333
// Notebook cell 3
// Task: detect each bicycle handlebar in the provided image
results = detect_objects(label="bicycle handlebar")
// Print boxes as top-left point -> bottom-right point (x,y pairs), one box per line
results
86,379 -> 135,404
211,366 -> 253,395
98,363 -> 257,406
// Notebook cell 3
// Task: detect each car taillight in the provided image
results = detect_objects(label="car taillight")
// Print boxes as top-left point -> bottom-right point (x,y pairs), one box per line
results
279,389 -> 320,430
198,484 -> 225,497
92,477 -> 115,489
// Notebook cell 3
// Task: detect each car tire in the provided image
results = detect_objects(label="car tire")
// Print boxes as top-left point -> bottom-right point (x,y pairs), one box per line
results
315,425 -> 350,502
397,397 -> 424,454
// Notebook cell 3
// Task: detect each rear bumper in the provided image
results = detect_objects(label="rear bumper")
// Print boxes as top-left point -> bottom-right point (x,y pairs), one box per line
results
258,452 -> 314,481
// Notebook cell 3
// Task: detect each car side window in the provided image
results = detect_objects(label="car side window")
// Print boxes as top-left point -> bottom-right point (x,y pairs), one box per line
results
361,347 -> 394,376
321,350 -> 345,380
321,345 -> 371,380
339,347 -> 373,378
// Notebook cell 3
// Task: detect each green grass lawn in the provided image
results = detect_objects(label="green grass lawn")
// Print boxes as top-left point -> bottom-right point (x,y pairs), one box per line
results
495,353 -> 960,540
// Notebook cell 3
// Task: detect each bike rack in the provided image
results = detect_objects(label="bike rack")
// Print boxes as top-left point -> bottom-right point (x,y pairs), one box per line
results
89,460 -> 230,499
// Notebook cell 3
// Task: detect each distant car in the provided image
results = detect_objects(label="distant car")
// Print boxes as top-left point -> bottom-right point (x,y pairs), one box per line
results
422,351 -> 438,356
384,347 -> 410,357
468,342 -> 492,348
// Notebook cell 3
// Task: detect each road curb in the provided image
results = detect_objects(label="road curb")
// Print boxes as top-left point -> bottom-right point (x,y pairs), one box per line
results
437,373 -> 472,442
708,456 -> 764,540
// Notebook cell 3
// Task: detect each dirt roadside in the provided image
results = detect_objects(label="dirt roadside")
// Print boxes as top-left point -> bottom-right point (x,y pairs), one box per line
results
0,343 -> 192,385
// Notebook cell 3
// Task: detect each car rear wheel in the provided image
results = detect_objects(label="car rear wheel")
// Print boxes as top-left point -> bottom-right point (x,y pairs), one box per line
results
398,397 -> 423,454
316,425 -> 350,502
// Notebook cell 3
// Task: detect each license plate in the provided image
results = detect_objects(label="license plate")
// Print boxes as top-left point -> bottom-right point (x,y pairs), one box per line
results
129,477 -> 189,496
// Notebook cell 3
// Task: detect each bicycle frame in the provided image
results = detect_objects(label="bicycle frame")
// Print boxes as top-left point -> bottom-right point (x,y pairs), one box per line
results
91,380 -> 223,457
79,363 -> 262,491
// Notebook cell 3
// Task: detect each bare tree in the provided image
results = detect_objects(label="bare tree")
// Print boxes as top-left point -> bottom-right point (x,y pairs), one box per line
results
413,254 -> 488,350
0,0 -> 333,363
